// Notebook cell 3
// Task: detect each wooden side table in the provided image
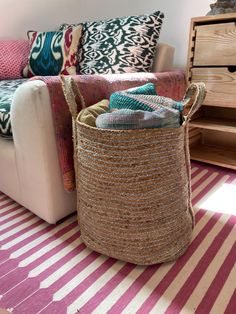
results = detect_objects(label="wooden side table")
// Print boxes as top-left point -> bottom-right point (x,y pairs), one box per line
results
187,13 -> 236,169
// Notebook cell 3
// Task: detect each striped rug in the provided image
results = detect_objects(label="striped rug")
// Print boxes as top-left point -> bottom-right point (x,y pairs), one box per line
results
0,161 -> 235,314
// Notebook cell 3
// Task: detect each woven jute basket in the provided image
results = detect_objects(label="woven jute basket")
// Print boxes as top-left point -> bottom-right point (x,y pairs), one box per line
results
61,77 -> 206,265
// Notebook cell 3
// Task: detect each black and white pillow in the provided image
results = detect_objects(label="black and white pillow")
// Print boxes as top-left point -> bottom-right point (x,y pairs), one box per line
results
60,11 -> 164,74
0,79 -> 27,138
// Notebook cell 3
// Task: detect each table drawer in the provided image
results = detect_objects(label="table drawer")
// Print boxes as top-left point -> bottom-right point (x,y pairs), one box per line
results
191,67 -> 236,107
193,22 -> 236,66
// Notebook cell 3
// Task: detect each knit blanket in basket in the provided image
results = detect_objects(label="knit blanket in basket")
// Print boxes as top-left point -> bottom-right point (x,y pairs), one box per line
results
32,71 -> 186,192
95,83 -> 185,129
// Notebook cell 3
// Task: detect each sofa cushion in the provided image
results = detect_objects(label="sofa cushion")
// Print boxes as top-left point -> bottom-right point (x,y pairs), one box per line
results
60,11 -> 164,75
22,25 -> 82,77
0,79 -> 27,138
0,40 -> 30,80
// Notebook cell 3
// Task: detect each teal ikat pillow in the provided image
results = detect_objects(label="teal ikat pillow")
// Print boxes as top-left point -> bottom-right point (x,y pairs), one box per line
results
23,25 -> 82,77
60,11 -> 164,75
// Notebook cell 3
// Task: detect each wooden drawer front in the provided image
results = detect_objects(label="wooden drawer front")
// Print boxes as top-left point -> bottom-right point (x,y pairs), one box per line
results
193,22 -> 236,66
191,67 -> 236,107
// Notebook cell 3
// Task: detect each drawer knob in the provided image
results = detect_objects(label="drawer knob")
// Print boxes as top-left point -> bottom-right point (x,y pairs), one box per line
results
228,66 -> 236,73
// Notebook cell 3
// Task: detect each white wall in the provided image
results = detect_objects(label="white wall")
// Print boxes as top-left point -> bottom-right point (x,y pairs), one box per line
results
0,0 -> 212,68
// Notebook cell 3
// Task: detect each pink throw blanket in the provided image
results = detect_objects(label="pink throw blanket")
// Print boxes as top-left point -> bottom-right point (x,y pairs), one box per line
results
33,71 -> 186,192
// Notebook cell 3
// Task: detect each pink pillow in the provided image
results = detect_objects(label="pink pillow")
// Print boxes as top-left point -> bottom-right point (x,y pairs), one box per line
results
0,39 -> 30,80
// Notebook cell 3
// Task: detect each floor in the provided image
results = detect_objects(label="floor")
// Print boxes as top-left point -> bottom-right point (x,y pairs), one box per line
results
0,161 -> 235,314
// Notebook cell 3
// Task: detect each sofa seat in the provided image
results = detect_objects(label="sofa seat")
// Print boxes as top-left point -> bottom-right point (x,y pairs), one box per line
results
0,79 -> 27,138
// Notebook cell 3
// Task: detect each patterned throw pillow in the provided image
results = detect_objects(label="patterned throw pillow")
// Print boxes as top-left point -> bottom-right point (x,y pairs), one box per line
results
22,25 -> 82,77
60,11 -> 164,75
0,79 -> 27,138
0,40 -> 30,80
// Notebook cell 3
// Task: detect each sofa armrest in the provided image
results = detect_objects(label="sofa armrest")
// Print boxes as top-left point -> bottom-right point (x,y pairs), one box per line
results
11,80 -> 75,223
152,42 -> 175,72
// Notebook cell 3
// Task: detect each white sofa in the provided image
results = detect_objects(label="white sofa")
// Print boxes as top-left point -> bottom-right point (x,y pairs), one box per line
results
0,43 -> 175,223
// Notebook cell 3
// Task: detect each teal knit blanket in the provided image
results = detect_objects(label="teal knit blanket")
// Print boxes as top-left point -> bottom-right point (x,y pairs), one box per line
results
96,83 -> 184,129
109,83 -> 183,111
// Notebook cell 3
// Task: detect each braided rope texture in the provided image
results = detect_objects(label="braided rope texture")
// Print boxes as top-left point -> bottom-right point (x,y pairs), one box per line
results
62,78 -> 206,265
76,124 -> 193,265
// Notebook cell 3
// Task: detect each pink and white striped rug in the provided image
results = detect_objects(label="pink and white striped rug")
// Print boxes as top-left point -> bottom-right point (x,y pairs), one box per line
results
0,161 -> 235,314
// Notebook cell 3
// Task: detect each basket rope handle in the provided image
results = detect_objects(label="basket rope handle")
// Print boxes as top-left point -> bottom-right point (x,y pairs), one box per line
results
60,75 -> 86,120
182,82 -> 207,123
181,82 -> 206,227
